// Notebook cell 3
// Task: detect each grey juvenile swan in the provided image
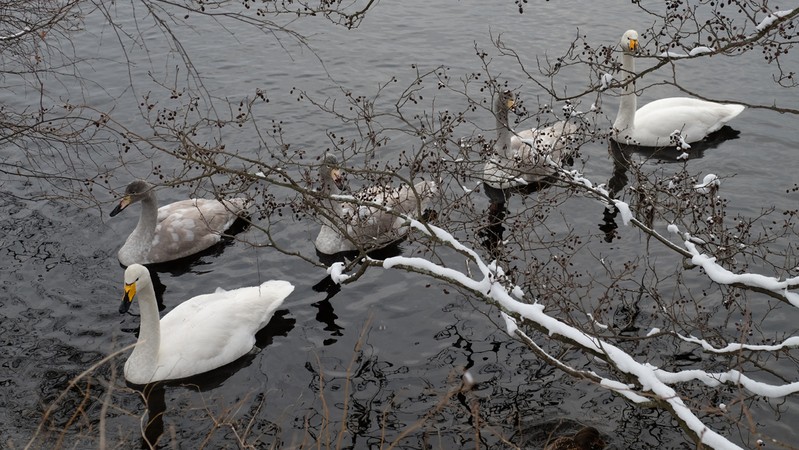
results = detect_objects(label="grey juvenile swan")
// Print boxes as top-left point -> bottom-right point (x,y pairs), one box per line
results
483,90 -> 582,189
110,180 -> 250,266
314,155 -> 437,255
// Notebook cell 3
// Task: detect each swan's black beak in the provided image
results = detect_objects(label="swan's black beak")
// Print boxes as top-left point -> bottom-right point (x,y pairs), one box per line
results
120,282 -> 136,314
110,196 -> 131,217
331,168 -> 344,190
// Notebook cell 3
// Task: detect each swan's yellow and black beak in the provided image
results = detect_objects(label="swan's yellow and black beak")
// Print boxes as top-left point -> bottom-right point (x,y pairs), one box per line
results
506,98 -> 515,109
120,282 -> 136,314
110,195 -> 131,217
629,38 -> 639,52
331,168 -> 344,190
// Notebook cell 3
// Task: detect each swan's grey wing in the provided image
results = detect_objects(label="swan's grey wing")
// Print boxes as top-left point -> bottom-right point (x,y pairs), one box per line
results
156,199 -> 200,223
315,223 -> 357,254
353,181 -> 437,238
482,158 -> 525,190
149,198 -> 248,262
388,180 -> 437,215
512,121 -> 582,181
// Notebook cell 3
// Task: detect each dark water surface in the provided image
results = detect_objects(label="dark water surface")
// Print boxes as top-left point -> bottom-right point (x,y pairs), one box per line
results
2,1 -> 798,448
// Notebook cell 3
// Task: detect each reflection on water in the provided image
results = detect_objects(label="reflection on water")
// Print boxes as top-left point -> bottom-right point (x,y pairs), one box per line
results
610,125 -> 741,164
140,382 -> 166,448
311,276 -> 345,345
478,201 -> 507,255
482,177 -> 556,204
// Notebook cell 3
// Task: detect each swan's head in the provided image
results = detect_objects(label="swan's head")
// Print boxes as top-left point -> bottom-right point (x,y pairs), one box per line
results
321,154 -> 344,190
495,90 -> 515,115
120,263 -> 151,313
620,29 -> 639,54
110,180 -> 155,217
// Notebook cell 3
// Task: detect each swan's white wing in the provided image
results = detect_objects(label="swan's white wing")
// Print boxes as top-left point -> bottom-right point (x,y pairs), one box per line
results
635,97 -> 744,144
154,280 -> 292,379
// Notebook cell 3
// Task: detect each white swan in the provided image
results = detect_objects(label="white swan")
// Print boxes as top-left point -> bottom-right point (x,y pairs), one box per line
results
612,29 -> 745,147
119,264 -> 293,384
110,180 -> 250,266
314,154 -> 437,255
483,90 -> 581,189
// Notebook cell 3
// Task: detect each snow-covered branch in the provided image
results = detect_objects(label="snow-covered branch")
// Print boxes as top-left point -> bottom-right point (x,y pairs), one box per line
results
380,220 -> 749,449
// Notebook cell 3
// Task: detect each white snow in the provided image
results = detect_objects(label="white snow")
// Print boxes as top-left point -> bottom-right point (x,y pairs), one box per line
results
500,311 -> 518,335
587,313 -> 609,329
677,333 -> 799,354
0,26 -> 30,41
659,50 -> 689,58
327,262 -> 351,284
462,370 -> 475,387
756,9 -> 794,31
694,174 -> 720,194
613,200 -> 633,225
600,72 -> 614,91
660,46 -> 713,58
689,46 -> 713,56
670,130 -> 691,150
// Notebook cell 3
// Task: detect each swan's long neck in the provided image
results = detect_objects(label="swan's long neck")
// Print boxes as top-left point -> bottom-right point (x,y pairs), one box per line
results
614,52 -> 637,136
321,172 -> 344,216
127,282 -> 161,379
495,103 -> 513,159
126,191 -> 158,257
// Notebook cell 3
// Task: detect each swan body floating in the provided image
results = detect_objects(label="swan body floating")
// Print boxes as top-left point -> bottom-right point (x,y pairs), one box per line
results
511,120 -> 582,182
543,426 -> 606,450
110,180 -> 250,266
483,90 -> 581,190
314,155 -> 437,255
612,29 -> 745,147
119,264 -> 293,384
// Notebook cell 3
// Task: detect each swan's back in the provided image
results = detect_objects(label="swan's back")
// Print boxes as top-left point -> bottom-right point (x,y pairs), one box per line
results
353,180 -> 437,236
634,97 -> 745,144
150,280 -> 293,380
512,120 -> 582,181
149,198 -> 249,262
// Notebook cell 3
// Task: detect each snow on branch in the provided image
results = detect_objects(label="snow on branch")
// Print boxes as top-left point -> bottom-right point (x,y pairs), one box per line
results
675,333 -> 799,354
654,367 -> 799,398
381,221 -> 745,449
554,165 -> 799,305
684,239 -> 799,307
756,9 -> 795,32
